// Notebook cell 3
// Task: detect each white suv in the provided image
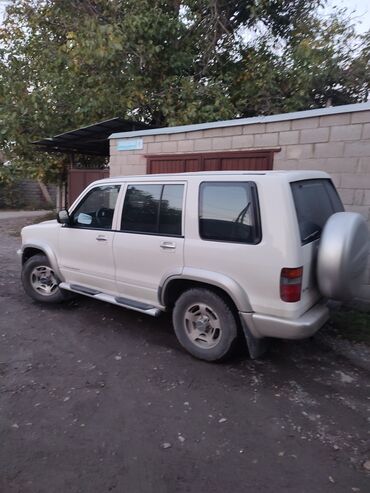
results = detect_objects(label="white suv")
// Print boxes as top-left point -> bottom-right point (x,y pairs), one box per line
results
20,171 -> 369,361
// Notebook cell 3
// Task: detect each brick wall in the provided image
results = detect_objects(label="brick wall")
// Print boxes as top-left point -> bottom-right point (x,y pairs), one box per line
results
109,108 -> 370,300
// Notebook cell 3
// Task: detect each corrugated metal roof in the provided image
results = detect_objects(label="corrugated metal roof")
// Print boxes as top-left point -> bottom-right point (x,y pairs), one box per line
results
109,102 -> 370,140
33,117 -> 154,156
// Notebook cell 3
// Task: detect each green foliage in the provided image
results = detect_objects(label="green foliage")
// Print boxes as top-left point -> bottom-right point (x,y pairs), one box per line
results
331,309 -> 370,346
0,0 -> 369,182
0,181 -> 22,208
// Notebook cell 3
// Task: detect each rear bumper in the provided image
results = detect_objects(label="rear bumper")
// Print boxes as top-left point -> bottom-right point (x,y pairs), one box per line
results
240,301 -> 329,340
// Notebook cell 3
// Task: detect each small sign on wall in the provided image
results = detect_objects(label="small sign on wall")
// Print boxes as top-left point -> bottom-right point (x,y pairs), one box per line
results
117,138 -> 143,151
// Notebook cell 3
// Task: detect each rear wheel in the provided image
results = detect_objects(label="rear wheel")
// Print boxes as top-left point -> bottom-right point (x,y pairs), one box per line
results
21,254 -> 66,303
172,288 -> 239,362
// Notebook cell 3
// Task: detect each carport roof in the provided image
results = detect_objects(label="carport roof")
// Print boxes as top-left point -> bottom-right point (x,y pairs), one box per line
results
33,117 -> 153,156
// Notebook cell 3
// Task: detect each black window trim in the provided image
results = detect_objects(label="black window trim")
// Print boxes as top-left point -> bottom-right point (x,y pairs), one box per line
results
120,182 -> 185,237
198,180 -> 262,245
116,230 -> 185,238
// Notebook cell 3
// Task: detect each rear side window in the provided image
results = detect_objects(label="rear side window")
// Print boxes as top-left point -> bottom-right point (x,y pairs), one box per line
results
291,179 -> 344,244
199,182 -> 261,244
121,184 -> 184,236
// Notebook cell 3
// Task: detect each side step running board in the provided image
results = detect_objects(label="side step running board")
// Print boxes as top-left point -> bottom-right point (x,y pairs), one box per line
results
70,284 -> 100,296
59,282 -> 161,317
115,296 -> 154,311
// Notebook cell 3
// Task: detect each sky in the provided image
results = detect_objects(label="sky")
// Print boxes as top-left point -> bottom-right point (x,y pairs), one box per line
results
0,0 -> 369,32
0,1 -> 9,25
326,0 -> 370,33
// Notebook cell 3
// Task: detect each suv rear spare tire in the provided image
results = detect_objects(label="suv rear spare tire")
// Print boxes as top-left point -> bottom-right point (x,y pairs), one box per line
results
317,212 -> 369,301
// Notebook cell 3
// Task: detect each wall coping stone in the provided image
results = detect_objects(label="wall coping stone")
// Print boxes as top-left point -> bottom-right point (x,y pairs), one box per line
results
109,102 -> 370,140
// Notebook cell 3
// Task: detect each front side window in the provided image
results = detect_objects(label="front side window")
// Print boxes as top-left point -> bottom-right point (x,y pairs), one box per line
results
121,184 -> 184,236
71,185 -> 120,229
291,179 -> 344,244
199,182 -> 261,244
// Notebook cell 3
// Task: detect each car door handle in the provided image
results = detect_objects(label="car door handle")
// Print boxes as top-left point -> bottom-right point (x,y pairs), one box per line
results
96,235 -> 107,242
160,241 -> 176,250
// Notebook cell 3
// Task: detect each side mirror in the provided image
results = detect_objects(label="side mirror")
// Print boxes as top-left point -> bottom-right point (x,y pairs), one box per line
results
57,210 -> 71,225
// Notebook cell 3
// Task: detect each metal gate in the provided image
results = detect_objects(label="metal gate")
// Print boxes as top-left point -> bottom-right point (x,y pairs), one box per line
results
68,169 -> 109,205
147,150 -> 274,174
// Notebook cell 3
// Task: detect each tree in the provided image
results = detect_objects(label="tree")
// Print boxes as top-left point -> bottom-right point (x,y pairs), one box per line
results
0,0 -> 369,183
229,10 -> 370,116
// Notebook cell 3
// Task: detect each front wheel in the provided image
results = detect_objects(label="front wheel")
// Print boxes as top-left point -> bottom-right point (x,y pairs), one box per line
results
21,254 -> 66,303
172,288 -> 239,362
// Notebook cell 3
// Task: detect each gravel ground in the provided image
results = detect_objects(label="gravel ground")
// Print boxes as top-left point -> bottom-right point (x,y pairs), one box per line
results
1,216 -> 370,493
0,210 -> 49,220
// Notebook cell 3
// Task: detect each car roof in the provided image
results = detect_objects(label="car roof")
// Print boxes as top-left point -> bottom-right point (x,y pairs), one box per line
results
91,169 -> 330,184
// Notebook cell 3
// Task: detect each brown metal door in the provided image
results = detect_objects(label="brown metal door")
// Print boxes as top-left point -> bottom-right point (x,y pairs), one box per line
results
147,155 -> 202,174
147,150 -> 274,174
220,152 -> 272,171
68,169 -> 109,204
203,156 -> 221,171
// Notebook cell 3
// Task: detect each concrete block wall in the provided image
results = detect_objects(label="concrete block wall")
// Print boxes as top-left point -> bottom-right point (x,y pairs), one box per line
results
109,108 -> 370,300
0,179 -> 56,209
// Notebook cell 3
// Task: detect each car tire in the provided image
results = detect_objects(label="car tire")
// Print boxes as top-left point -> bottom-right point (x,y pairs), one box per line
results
21,254 -> 67,304
317,212 -> 369,301
172,288 -> 239,362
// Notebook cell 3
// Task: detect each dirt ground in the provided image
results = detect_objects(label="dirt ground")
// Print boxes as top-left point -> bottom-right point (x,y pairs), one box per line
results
1,216 -> 370,493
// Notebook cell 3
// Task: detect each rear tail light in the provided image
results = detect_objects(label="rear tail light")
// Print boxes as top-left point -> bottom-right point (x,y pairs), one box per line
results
280,267 -> 303,302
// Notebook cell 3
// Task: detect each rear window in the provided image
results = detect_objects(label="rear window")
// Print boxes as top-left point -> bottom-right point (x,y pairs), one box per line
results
199,182 -> 261,244
291,179 -> 344,244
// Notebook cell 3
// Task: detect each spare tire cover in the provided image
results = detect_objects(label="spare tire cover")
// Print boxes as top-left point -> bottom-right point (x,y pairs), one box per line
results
317,212 -> 369,301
